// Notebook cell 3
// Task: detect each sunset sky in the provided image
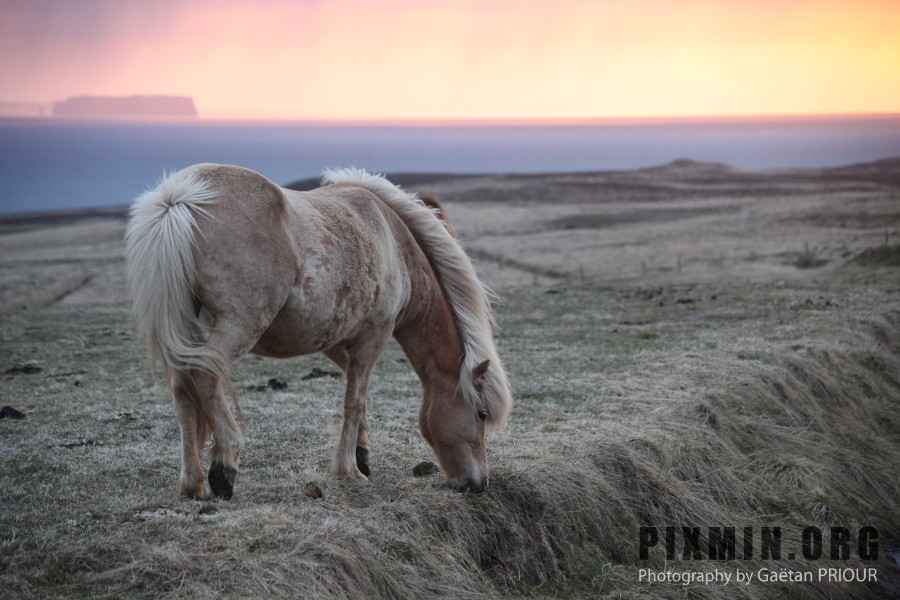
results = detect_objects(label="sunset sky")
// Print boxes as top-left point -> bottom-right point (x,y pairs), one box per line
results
1,0 -> 899,121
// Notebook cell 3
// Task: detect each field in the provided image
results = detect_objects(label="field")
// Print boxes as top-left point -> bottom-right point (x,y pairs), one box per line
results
1,159 -> 899,599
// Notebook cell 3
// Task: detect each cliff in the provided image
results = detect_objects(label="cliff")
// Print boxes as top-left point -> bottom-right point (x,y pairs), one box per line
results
52,95 -> 197,118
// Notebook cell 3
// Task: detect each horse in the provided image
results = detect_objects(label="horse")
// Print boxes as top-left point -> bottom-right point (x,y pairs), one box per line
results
125,164 -> 512,499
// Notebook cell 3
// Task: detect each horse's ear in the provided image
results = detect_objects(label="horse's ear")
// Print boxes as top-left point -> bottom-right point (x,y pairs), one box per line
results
472,360 -> 490,381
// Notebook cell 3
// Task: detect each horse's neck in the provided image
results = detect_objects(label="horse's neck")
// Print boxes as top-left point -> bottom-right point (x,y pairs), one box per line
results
394,280 -> 462,392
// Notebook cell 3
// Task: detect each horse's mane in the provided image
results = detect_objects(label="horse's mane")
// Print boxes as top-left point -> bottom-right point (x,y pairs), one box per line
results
321,168 -> 512,430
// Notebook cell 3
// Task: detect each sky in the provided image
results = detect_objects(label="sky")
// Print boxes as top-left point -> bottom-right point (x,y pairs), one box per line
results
1,0 -> 899,121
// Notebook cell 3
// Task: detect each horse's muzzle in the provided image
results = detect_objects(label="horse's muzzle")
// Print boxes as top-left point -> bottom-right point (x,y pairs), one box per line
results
447,475 -> 489,493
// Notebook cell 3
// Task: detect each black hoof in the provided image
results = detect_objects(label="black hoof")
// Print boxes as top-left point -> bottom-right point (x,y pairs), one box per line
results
355,446 -> 370,477
208,462 -> 236,500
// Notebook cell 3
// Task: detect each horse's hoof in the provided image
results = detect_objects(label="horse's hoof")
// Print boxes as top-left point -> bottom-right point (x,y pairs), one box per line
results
355,446 -> 370,477
332,467 -> 368,482
180,481 -> 211,500
208,462 -> 236,500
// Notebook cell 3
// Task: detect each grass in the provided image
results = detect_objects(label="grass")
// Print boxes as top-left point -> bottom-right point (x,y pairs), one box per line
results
2,162 -> 899,598
2,260 -> 898,599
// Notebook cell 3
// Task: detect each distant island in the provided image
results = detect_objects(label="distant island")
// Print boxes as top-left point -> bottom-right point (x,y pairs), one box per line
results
52,95 -> 197,118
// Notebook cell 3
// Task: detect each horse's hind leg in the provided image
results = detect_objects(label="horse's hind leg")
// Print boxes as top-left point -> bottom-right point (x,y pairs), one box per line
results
171,329 -> 249,499
173,366 -> 245,499
172,371 -> 212,499
203,375 -> 244,500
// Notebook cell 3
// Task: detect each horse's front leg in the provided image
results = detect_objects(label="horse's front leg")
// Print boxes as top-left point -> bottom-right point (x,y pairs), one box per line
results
328,338 -> 384,481
331,367 -> 373,481
355,404 -> 371,477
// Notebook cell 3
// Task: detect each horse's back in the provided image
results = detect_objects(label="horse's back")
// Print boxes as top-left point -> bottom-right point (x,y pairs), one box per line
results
253,184 -> 419,356
180,164 -> 419,357
188,163 -> 287,225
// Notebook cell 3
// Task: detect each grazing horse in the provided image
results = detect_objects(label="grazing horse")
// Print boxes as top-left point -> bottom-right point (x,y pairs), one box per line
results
125,164 -> 512,499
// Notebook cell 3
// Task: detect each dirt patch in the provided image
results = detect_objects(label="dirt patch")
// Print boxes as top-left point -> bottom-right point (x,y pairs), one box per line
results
549,207 -> 734,230
303,482 -> 324,499
247,378 -> 290,392
4,362 -> 43,375
412,461 -> 439,477
853,244 -> 900,267
301,367 -> 342,380
3,270 -> 95,311
0,406 -> 25,419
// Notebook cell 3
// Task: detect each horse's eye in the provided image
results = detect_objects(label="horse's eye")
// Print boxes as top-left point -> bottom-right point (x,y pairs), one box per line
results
476,409 -> 488,422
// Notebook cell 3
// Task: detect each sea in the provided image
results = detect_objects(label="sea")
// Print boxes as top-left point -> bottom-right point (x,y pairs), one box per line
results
1,115 -> 899,215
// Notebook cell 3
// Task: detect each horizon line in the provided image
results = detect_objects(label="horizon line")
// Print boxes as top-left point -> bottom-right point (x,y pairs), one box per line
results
2,110 -> 900,127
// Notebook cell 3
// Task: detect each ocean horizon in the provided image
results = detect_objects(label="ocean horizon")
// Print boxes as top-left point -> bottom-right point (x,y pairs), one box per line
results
1,115 -> 899,215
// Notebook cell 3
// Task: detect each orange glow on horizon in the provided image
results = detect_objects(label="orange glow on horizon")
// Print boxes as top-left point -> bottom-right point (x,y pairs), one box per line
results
1,0 -> 899,121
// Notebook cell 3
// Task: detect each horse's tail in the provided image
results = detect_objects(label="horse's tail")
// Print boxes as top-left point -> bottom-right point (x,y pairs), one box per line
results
125,169 -> 226,379
321,168 -> 512,430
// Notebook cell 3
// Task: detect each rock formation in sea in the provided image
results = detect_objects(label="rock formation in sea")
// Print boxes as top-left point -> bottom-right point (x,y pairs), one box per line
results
52,95 -> 197,118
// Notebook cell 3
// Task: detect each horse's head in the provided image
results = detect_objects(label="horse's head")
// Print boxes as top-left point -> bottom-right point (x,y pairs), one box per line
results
419,360 -> 493,492
388,190 -> 510,492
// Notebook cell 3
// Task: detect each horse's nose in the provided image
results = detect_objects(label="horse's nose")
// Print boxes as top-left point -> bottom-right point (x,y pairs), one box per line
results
447,475 -> 489,493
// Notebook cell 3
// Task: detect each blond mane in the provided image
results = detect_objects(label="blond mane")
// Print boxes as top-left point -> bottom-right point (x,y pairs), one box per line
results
321,168 -> 512,429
